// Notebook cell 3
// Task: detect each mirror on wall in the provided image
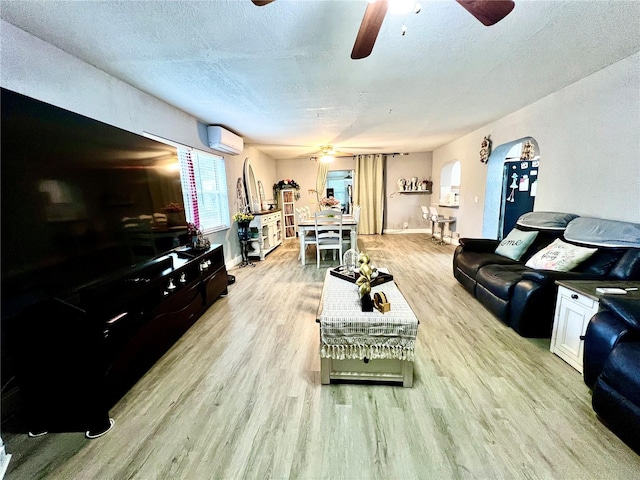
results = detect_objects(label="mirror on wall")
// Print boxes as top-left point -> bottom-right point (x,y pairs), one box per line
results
243,157 -> 260,213
257,180 -> 266,211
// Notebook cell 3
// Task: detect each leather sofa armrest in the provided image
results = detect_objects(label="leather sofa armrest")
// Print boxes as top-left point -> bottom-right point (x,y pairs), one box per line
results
458,238 -> 500,253
599,297 -> 640,330
583,311 -> 634,388
521,270 -> 605,287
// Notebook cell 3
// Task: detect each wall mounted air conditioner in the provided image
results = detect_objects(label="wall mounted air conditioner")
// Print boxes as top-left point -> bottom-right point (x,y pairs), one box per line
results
207,126 -> 243,155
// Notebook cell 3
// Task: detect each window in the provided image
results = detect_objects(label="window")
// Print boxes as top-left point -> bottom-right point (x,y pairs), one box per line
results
178,147 -> 230,233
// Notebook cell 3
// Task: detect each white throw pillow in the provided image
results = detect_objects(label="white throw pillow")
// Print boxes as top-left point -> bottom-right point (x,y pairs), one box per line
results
525,238 -> 597,272
494,229 -> 538,261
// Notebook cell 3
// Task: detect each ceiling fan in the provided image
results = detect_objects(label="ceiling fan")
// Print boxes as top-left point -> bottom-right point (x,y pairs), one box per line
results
310,145 -> 354,162
354,0 -> 515,59
252,0 -> 515,60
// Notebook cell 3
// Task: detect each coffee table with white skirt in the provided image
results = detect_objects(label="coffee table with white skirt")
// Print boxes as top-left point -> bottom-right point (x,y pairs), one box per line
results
316,269 -> 419,387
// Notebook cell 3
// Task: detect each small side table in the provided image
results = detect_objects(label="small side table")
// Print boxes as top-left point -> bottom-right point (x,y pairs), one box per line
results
550,280 -> 640,372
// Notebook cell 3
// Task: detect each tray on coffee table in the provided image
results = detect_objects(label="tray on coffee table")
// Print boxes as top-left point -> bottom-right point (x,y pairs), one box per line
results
329,266 -> 394,287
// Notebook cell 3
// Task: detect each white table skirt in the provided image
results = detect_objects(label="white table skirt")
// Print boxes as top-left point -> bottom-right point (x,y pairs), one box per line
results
318,271 -> 418,361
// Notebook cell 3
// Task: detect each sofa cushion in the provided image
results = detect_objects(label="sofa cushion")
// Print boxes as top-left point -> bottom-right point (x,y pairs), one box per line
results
476,264 -> 529,301
495,229 -> 538,261
599,297 -> 640,330
455,251 -> 519,279
573,247 -> 626,275
609,249 -> 640,280
525,239 -> 597,272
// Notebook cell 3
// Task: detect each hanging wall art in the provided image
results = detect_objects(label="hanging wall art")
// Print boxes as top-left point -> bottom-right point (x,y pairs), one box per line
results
480,135 -> 492,163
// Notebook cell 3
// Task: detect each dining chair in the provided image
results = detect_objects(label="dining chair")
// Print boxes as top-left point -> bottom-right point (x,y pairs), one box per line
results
297,206 -> 317,262
314,210 -> 344,268
342,204 -> 361,250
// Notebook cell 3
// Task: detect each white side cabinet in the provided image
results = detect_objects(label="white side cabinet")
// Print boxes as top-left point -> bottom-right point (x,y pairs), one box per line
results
248,210 -> 282,260
550,285 -> 599,372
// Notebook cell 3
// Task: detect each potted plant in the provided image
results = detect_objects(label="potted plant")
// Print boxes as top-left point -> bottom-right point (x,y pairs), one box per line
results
232,211 -> 255,238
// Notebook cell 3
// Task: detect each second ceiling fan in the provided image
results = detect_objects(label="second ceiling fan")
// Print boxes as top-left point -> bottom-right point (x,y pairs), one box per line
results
252,0 -> 515,60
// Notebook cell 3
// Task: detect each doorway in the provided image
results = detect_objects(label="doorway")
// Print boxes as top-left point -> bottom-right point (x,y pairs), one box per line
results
482,137 -> 539,239
326,170 -> 354,213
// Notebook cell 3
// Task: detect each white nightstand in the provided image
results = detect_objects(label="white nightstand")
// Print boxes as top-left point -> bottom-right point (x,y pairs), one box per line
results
550,280 -> 640,372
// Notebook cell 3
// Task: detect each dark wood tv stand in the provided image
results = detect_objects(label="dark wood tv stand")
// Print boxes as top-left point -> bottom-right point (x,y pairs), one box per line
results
7,244 -> 228,438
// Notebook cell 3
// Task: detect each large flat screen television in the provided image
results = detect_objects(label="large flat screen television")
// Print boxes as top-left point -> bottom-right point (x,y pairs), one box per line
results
1,88 -> 188,317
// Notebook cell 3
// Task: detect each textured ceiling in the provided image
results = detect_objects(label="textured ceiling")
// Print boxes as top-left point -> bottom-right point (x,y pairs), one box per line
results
2,0 -> 639,159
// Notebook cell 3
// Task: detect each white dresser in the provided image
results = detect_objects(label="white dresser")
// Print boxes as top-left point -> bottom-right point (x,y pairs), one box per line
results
248,210 -> 282,260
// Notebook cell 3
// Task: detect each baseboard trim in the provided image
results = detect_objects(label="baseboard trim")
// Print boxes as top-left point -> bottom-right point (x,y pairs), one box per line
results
384,229 -> 431,234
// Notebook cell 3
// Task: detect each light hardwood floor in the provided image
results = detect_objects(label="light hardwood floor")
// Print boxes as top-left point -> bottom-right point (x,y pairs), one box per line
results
3,234 -> 640,479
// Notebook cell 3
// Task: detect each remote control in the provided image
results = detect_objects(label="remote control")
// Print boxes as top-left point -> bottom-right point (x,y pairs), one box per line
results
595,287 -> 627,295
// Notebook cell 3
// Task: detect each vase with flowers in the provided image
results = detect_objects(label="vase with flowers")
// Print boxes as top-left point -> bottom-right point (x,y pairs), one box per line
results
319,196 -> 341,210
232,211 -> 255,227
187,222 -> 210,250
232,211 -> 255,266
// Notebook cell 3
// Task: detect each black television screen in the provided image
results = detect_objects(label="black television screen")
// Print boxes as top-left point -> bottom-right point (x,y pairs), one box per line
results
1,88 -> 188,314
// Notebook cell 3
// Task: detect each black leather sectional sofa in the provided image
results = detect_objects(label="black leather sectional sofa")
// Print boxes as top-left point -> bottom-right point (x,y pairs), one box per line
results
583,296 -> 640,454
453,212 -> 640,337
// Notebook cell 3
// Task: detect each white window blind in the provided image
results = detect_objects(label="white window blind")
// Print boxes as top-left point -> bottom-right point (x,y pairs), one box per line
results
178,147 -> 230,233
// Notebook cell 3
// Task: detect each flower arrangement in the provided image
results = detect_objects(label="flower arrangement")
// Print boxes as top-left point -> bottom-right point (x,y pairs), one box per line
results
319,196 -> 340,208
274,179 -> 300,191
187,222 -> 201,237
186,222 -> 210,250
232,211 -> 255,223
162,202 -> 184,213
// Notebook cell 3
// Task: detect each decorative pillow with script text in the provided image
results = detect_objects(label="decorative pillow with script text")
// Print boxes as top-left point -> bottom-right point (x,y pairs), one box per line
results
495,229 -> 538,261
525,238 -> 597,272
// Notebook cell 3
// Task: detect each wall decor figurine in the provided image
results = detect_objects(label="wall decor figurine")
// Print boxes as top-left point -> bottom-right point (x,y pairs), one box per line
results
410,176 -> 419,191
480,135 -> 491,163
420,179 -> 432,191
236,177 -> 247,212
396,178 -> 406,192
521,140 -> 535,161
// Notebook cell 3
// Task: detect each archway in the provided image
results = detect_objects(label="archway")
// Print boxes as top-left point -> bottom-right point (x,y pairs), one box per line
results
439,160 -> 461,205
482,137 -> 540,239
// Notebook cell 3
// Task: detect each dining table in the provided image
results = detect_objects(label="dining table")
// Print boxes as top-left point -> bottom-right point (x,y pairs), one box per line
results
297,214 -> 358,266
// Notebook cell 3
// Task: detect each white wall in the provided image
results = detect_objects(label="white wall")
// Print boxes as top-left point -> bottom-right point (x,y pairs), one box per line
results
385,152 -> 433,232
432,52 -> 640,239
1,20 -> 277,265
276,153 -> 433,232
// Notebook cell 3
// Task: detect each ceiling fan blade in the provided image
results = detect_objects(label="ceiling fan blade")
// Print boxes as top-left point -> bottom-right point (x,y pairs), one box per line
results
351,0 -> 389,60
456,0 -> 515,26
251,0 -> 275,6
